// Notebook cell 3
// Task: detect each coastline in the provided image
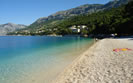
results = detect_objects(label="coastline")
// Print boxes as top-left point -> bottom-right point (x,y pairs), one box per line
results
0,36 -> 93,83
54,38 -> 133,83
53,38 -> 99,83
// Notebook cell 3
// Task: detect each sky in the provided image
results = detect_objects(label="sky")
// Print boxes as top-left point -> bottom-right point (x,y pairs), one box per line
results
0,0 -> 111,25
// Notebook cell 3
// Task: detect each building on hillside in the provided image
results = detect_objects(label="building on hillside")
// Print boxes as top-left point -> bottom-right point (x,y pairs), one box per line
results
69,25 -> 88,33
69,25 -> 80,33
77,25 -> 87,29
23,30 -> 30,34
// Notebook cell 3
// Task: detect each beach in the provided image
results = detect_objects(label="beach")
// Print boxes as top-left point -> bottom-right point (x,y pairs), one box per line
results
54,38 -> 133,83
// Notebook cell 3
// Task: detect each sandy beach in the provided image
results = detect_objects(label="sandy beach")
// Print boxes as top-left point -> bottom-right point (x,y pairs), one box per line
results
54,38 -> 133,83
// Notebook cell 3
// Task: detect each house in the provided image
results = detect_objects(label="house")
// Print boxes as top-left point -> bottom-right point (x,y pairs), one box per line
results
69,25 -> 80,33
23,30 -> 30,34
53,28 -> 58,31
69,25 -> 88,33
39,30 -> 44,33
77,25 -> 87,29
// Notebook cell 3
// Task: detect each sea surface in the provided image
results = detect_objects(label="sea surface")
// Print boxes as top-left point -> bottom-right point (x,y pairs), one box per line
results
0,36 -> 93,83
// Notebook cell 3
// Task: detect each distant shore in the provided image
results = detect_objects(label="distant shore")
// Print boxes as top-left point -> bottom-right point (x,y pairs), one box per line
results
54,38 -> 133,83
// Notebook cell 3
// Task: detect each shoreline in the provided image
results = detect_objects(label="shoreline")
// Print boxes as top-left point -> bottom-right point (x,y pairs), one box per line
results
0,36 -> 94,83
54,38 -> 133,83
53,38 -> 99,83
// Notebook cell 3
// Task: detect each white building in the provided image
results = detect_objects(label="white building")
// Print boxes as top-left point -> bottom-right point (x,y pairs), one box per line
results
77,25 -> 87,29
69,26 -> 80,33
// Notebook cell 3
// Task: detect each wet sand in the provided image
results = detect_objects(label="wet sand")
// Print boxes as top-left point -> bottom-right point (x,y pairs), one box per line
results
54,38 -> 133,83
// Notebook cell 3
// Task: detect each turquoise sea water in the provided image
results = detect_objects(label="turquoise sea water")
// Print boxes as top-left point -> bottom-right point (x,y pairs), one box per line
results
0,36 -> 93,83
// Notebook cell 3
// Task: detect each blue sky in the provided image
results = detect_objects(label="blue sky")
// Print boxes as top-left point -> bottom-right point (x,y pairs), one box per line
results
0,0 -> 111,25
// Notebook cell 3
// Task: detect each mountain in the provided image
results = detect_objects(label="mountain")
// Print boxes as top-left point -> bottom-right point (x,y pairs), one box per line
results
36,0 -> 130,23
54,0 -> 133,35
26,0 -> 130,30
35,4 -> 103,24
102,0 -> 130,9
9,0 -> 131,35
0,23 -> 26,35
27,4 -> 104,31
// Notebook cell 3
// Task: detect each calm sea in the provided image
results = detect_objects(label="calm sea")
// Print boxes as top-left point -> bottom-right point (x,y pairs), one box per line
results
0,36 -> 93,83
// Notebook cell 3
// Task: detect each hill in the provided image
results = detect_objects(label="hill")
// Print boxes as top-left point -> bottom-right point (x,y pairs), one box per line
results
0,23 -> 26,35
55,0 -> 133,36
9,0 -> 131,36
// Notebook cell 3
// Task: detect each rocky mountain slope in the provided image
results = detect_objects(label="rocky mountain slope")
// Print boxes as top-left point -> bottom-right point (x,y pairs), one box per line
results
0,23 -> 26,35
9,0 -> 133,36
26,0 -> 130,30
8,0 -> 131,36
36,0 -> 129,23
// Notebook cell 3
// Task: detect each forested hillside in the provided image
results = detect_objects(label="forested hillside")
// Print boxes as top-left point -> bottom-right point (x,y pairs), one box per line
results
54,0 -> 133,35
26,0 -> 130,31
9,0 -> 133,36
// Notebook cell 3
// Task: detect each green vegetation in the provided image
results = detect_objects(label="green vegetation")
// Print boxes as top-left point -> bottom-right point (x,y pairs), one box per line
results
8,1 -> 133,36
55,0 -> 133,35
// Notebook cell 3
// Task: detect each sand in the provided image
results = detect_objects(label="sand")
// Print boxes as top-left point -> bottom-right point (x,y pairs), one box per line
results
54,38 -> 133,83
